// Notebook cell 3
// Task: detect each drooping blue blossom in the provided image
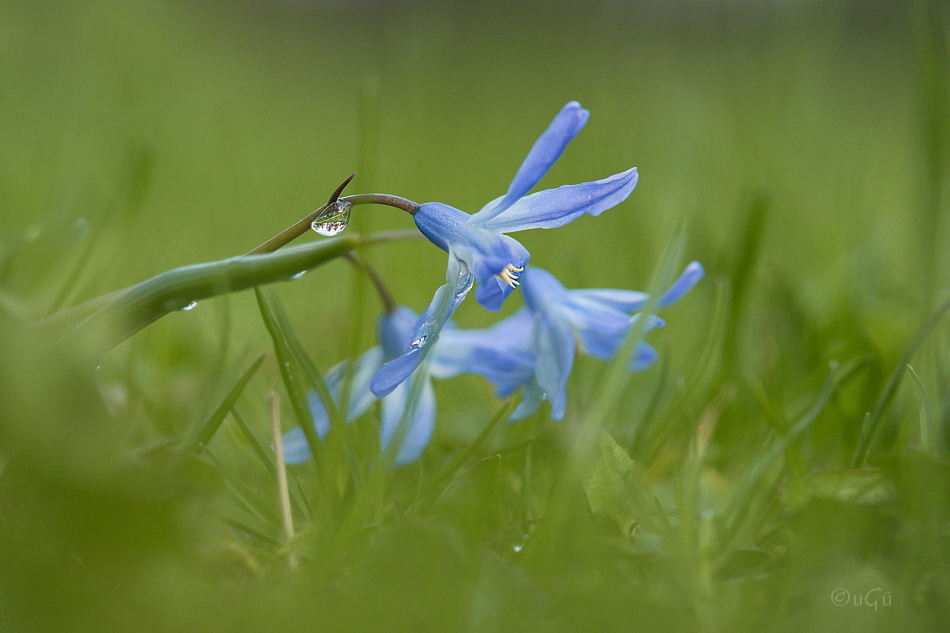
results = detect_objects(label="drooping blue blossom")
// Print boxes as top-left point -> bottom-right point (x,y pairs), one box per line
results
371,101 -> 640,398
282,306 -> 437,467
517,263 -> 704,419
443,262 -> 705,421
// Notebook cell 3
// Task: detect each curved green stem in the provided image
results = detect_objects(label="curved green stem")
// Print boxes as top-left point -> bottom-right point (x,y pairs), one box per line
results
344,252 -> 397,314
245,173 -> 357,255
342,193 -> 419,215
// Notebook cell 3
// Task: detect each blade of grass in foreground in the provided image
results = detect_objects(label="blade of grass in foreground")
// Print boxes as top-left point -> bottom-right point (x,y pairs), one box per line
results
854,295 -> 950,466
56,235 -> 359,352
906,364 -> 937,454
162,354 -> 265,479
189,354 -> 266,452
255,288 -> 322,467
713,357 -> 869,568
520,230 -> 688,572
229,408 -> 311,523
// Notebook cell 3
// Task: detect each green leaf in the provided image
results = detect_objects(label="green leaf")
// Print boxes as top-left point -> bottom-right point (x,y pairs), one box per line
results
784,469 -> 895,511
55,235 -> 359,351
582,431 -> 638,535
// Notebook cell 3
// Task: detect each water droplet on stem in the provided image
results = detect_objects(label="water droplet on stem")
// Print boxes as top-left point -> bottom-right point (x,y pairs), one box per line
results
311,200 -> 353,236
182,301 -> 199,311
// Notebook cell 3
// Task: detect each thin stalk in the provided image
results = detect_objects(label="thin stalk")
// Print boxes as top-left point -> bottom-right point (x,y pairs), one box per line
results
269,388 -> 298,570
344,252 -> 397,314
246,173 -> 356,255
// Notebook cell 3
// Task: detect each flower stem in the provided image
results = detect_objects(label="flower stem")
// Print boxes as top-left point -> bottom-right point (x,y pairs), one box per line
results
244,177 -> 419,256
342,193 -> 419,215
245,173 -> 357,255
344,252 -> 397,314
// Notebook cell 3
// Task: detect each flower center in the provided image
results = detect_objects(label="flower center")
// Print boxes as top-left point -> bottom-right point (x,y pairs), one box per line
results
496,264 -> 524,288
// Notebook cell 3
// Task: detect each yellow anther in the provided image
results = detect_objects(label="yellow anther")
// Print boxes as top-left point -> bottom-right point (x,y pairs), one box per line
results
497,264 -> 524,288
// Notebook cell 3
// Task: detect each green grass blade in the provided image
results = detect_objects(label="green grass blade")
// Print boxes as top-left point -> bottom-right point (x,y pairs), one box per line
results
189,354 -> 265,452
54,235 -> 359,351
47,143 -> 155,314
228,409 -> 311,523
854,295 -> 950,466
716,362 -> 839,556
231,407 -> 277,478
202,447 -> 282,529
254,288 -> 322,466
270,296 -> 344,432
428,399 -> 514,492
215,505 -> 285,547
907,364 -> 937,453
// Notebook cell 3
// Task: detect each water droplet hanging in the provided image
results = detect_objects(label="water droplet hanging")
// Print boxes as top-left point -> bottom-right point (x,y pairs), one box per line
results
310,200 -> 353,237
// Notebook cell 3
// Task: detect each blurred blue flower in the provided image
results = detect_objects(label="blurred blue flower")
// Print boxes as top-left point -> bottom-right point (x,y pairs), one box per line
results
371,101 -> 639,398
515,263 -> 703,420
282,306 -> 437,467
449,263 -> 705,421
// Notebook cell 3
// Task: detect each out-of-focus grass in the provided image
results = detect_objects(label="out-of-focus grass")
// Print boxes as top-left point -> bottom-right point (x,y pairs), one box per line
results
1,0 -> 949,631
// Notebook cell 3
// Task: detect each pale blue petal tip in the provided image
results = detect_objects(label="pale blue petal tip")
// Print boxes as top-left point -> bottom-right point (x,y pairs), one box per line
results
281,427 -> 314,464
659,261 -> 704,307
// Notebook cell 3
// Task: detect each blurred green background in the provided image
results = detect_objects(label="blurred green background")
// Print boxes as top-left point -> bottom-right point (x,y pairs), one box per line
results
1,0 -> 949,631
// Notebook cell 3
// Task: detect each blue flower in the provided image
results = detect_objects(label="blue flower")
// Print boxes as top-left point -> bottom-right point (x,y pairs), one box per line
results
445,262 -> 705,421
371,101 -> 640,398
282,306 -> 437,467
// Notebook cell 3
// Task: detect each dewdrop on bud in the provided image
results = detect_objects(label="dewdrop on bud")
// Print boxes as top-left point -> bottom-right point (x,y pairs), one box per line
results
311,200 -> 353,236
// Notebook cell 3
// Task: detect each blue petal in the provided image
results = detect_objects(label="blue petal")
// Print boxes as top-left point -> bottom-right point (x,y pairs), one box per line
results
281,347 -> 385,464
416,202 -> 530,310
378,306 -> 419,360
370,350 -> 424,401
429,310 -> 533,379
510,378 -> 546,422
630,341 -> 660,371
480,167 -> 638,233
470,236 -> 530,311
474,276 -> 516,312
370,256 -> 473,397
340,347 -> 386,418
522,267 -> 630,334
658,261 -> 704,307
414,202 -> 468,254
471,101 -> 589,224
470,346 -> 535,397
520,266 -> 567,313
281,426 -> 316,464
576,322 -> 630,361
380,377 -> 437,466
578,313 -> 663,362
533,311 -> 576,420
570,288 -> 650,312
560,299 -> 632,336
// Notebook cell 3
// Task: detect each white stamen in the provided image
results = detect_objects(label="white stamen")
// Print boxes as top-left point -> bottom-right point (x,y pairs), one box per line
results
497,264 -> 524,288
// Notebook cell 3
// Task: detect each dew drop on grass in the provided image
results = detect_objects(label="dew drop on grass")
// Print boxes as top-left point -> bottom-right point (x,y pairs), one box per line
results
290,270 -> 307,279
182,301 -> 198,311
311,201 -> 353,236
